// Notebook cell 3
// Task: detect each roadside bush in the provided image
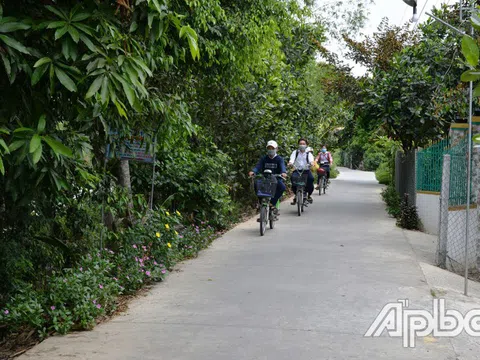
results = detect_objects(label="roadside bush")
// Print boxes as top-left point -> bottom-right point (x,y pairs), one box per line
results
330,163 -> 340,179
397,194 -> 420,230
381,185 -> 401,218
363,148 -> 386,171
375,162 -> 392,185
0,209 -> 220,339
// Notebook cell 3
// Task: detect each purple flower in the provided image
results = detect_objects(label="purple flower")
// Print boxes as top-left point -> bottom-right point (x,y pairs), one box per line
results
154,261 -> 158,265
188,246 -> 193,249
4,310 -> 9,315
79,267 -> 83,272
179,235 -> 184,239
159,264 -> 164,268
161,269 -> 166,274
96,304 -> 102,309
142,246 -> 147,251
93,300 -> 97,304
50,306 -> 56,311
133,244 -> 137,249
135,257 -> 139,262
146,271 -> 151,277
99,284 -> 103,289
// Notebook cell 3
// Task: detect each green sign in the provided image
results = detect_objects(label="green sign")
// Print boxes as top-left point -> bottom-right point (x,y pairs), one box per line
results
474,133 -> 480,144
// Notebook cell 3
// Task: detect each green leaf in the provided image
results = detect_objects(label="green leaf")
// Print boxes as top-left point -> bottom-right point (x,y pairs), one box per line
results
79,33 -> 96,52
46,21 -> 66,29
54,67 -> 77,92
32,143 -> 42,164
114,99 -> 127,118
461,70 -> 480,82
85,75 -> 104,99
54,26 -> 69,40
13,127 -> 34,133
43,136 -> 73,158
0,22 -> 31,32
29,134 -> 41,153
34,57 -> 52,68
38,115 -> 46,133
68,26 -> 80,43
46,6 -> 68,20
100,76 -> 110,104
72,12 -> 90,22
0,156 -> 4,175
0,34 -> 30,54
0,138 -> 9,154
73,23 -> 94,36
471,14 -> 480,30
31,63 -> 49,86
473,133 -> 480,144
129,21 -> 138,33
179,26 -> 199,61
1,52 -> 11,75
462,35 -> 479,67
9,140 -> 25,152
0,127 -> 10,135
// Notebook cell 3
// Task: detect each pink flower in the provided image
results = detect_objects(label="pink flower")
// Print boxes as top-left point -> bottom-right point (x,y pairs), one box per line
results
50,306 -> 56,311
188,246 -> 193,249
113,277 -> 118,281
159,264 -> 164,268
99,284 -> 103,289
133,245 -> 137,249
146,271 -> 151,277
154,261 -> 158,265
96,304 -> 101,309
135,257 -> 139,262
4,310 -> 9,315
179,235 -> 184,239
161,269 -> 166,274
93,300 -> 97,304
79,267 -> 83,272
142,246 -> 147,251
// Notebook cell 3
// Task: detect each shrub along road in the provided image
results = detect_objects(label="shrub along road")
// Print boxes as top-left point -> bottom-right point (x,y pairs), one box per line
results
19,168 -> 474,359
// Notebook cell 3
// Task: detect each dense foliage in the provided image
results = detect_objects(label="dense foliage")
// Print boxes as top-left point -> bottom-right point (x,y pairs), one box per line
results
1,0 -> 363,348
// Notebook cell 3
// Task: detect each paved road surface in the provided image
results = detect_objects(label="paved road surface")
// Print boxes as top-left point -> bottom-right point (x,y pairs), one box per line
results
21,168 -> 464,359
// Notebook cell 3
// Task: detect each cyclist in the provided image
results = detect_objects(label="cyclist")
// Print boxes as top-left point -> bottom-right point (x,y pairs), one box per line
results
249,140 -> 287,217
288,138 -> 315,205
315,144 -> 333,189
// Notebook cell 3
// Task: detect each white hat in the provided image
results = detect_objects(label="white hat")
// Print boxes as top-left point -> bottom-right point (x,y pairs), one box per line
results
266,140 -> 278,148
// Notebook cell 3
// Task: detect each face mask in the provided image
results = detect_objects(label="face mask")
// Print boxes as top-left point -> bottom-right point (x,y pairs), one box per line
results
267,149 -> 276,157
321,148 -> 327,153
299,145 -> 307,151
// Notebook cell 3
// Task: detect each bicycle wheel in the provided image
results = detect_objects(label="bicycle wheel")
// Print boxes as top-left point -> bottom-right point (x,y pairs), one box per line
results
323,178 -> 327,194
297,190 -> 302,216
301,191 -> 305,212
318,178 -> 322,196
269,207 -> 275,229
260,205 -> 266,236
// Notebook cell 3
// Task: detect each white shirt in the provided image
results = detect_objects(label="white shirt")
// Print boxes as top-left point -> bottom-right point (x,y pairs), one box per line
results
289,150 -> 313,170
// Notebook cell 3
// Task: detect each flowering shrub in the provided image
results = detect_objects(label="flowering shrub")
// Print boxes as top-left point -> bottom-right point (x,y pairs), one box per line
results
0,208 -> 220,339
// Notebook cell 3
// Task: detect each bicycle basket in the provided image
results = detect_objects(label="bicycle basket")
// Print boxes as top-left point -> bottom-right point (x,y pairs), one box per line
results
256,177 -> 277,198
291,172 -> 308,186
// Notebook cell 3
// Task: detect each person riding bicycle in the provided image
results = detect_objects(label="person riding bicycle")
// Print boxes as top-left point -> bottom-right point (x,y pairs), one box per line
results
315,144 -> 333,189
288,138 -> 315,205
249,140 -> 287,217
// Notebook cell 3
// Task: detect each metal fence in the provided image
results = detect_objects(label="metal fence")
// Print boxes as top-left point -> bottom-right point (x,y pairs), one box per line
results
416,138 -> 450,193
437,137 -> 478,276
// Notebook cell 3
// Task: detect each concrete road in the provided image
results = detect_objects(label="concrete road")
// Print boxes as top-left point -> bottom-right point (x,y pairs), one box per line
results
20,168 -> 469,359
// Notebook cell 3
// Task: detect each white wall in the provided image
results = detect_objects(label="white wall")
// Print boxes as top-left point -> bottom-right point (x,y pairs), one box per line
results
416,193 -> 440,235
446,208 -> 479,273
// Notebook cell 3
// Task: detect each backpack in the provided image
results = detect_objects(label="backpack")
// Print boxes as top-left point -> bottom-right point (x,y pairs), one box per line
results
294,150 -> 312,163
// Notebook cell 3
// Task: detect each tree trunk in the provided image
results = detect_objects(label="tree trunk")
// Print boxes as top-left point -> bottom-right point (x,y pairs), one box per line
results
118,159 -> 134,222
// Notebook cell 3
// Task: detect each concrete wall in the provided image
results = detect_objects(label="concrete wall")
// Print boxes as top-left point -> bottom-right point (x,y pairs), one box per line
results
416,192 -> 440,235
445,207 -> 479,273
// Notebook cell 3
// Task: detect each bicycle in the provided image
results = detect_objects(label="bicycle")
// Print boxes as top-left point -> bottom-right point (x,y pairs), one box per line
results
291,166 -> 309,216
317,161 -> 329,196
254,170 -> 283,236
